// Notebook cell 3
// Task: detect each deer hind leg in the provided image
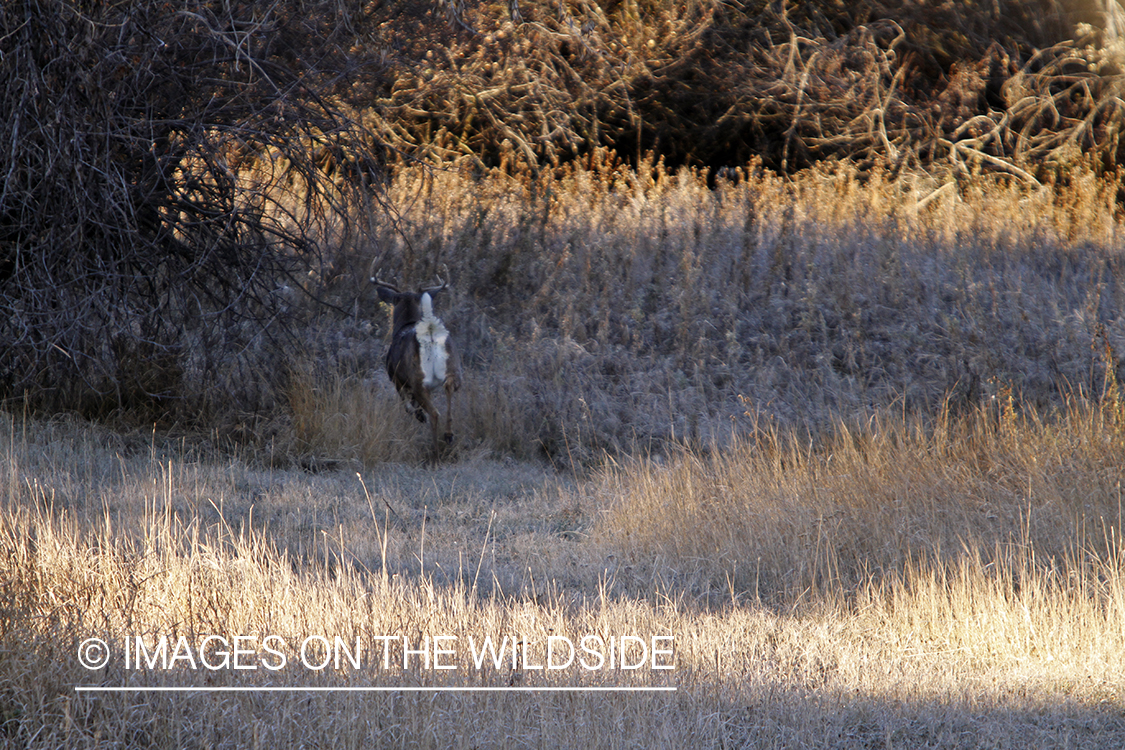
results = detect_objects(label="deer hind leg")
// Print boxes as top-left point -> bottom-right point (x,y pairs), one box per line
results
442,381 -> 455,445
430,409 -> 442,455
411,387 -> 441,455
397,385 -> 427,423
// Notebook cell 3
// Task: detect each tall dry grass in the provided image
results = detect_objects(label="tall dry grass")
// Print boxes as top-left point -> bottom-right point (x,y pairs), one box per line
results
5,143 -> 1125,747
8,0 -> 1124,432
2,392 -> 1123,746
590,394 -> 1125,601
295,157 -> 1124,466
283,355 -> 541,466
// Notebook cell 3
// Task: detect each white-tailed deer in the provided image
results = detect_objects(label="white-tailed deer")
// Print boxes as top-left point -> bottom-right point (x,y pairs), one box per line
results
372,275 -> 462,455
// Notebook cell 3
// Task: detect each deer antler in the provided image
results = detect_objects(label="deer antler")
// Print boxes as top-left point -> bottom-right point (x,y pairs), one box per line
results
420,267 -> 451,296
371,274 -> 400,292
420,279 -> 448,296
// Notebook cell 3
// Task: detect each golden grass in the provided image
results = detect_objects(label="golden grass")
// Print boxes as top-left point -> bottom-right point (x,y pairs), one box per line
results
301,157 -> 1125,465
591,396 -> 1125,601
2,396 -> 1123,747
284,358 -> 542,466
4,160 -> 1125,746
286,362 -> 419,465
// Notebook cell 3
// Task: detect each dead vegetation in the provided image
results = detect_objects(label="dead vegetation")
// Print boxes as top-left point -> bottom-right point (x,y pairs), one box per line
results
4,2 -> 1125,747
281,157 -> 1124,467
6,0 -> 1125,437
358,0 -> 1123,176
1,392 -> 1123,747
0,0 -> 384,421
592,390 -> 1125,601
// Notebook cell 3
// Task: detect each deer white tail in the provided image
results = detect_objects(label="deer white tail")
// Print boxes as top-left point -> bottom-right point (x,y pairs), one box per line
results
416,292 -> 449,388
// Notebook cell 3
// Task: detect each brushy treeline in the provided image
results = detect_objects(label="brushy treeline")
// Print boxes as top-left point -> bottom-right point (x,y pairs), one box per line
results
3,0 -> 1125,449
362,0 -> 1123,176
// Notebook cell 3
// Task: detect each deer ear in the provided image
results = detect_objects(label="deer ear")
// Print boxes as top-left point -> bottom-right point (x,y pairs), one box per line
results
375,285 -> 399,304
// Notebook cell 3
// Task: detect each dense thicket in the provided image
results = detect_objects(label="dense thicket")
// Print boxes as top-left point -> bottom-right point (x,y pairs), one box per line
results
360,0 -> 1123,176
0,0 -> 383,419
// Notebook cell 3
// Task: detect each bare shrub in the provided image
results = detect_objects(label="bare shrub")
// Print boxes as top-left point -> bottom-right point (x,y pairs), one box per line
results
1002,14 -> 1125,172
358,0 -> 1085,173
0,1 -> 383,422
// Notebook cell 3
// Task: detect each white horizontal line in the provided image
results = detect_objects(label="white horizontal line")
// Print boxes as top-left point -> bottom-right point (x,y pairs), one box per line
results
76,686 -> 677,693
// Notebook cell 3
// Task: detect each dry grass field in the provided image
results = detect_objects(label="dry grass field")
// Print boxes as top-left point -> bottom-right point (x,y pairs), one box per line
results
3,161 -> 1125,748
6,1 -> 1125,746
296,157 -> 1125,464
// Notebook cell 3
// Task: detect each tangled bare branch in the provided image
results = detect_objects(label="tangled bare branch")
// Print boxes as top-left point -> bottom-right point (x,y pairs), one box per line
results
0,0 -> 385,420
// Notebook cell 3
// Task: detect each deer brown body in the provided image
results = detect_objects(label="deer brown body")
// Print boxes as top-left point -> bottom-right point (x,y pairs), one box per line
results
373,277 -> 462,455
